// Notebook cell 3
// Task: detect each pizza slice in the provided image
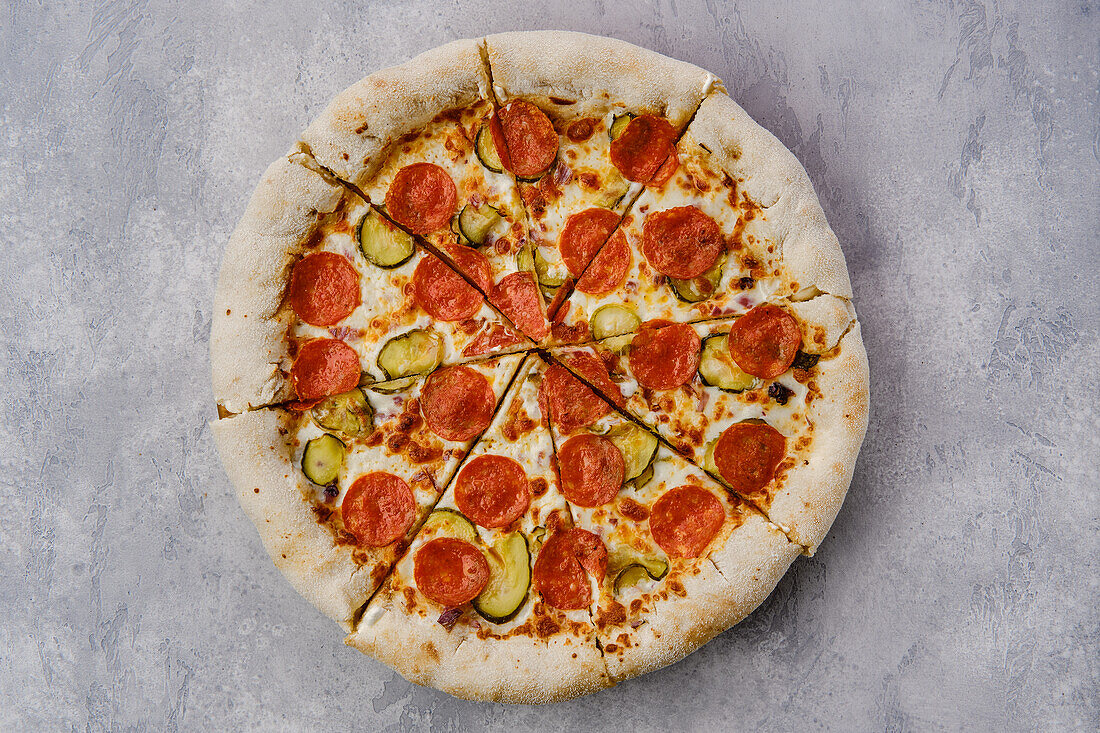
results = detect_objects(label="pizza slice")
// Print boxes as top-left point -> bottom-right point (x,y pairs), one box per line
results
297,38 -> 550,343
211,155 -> 531,415
548,296 -> 869,551
483,31 -> 720,329
347,354 -> 610,703
538,360 -> 800,681
210,352 -> 523,630
548,90 -> 854,340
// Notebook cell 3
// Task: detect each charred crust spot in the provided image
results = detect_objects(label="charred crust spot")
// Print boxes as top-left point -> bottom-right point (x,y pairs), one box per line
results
386,433 -> 409,453
536,616 -> 561,638
790,351 -> 820,371
604,643 -> 619,653
737,276 -> 755,290
629,598 -> 643,614
596,601 -> 627,630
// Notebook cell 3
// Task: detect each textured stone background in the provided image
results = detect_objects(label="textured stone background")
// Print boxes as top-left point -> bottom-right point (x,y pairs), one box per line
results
2,1 -> 1097,730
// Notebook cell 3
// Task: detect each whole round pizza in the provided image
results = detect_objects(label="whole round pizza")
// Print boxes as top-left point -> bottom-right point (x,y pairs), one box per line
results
211,31 -> 869,703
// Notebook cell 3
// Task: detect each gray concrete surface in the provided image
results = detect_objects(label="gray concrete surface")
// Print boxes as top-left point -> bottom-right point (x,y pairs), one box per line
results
1,1 -> 1097,730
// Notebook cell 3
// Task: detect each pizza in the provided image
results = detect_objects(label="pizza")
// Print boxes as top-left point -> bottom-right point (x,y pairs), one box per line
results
210,31 -> 869,703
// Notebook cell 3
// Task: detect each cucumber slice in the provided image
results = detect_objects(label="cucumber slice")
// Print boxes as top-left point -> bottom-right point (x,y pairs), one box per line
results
609,112 -> 636,141
310,388 -> 374,441
669,253 -> 726,303
534,248 -> 567,288
590,304 -> 641,341
422,508 -> 478,543
605,423 -> 658,483
476,125 -> 504,174
473,532 -> 531,623
698,334 -> 759,393
357,209 -> 415,268
301,434 -> 345,486
376,329 -> 444,380
457,203 -> 503,246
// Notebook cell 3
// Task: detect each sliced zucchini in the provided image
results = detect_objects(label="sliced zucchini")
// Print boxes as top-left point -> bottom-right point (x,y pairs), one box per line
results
609,112 -> 636,141
475,125 -> 504,174
605,423 -> 659,483
376,329 -> 444,380
310,388 -> 374,441
457,203 -> 503,246
357,208 -> 415,268
698,334 -> 759,393
534,248 -> 567,288
669,253 -> 726,303
590,304 -> 641,341
368,375 -> 418,395
301,434 -> 345,486
473,532 -> 531,623
422,508 -> 478,543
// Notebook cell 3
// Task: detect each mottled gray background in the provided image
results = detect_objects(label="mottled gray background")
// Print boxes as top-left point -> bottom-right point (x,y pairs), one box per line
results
1,1 -> 1096,730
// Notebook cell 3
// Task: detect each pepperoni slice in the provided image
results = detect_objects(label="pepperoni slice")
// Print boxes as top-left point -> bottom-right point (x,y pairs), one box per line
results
539,353 -> 621,434
412,252 -> 485,322
628,321 -> 701,390
649,485 -> 725,558
726,304 -> 802,378
288,252 -> 360,326
454,454 -> 530,528
462,323 -> 526,357
609,114 -> 678,183
291,338 -> 361,401
649,151 -> 679,187
490,272 -> 549,339
414,537 -> 490,606
533,528 -> 607,610
713,422 -> 787,494
443,243 -> 493,292
384,163 -> 457,234
559,208 -> 621,277
558,434 -> 625,507
575,230 -> 630,295
641,206 -> 724,279
420,366 -> 495,442
341,472 -> 416,547
491,100 -> 558,179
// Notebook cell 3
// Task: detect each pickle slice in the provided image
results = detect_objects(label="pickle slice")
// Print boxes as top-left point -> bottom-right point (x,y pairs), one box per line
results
473,533 -> 531,623
590,304 -> 641,341
376,329 -> 444,380
609,112 -> 635,141
605,422 -> 658,483
669,253 -> 726,303
357,208 -> 415,268
475,125 -> 504,174
457,203 -> 503,246
698,334 -> 758,393
310,388 -> 374,441
422,508 -> 478,543
301,434 -> 345,486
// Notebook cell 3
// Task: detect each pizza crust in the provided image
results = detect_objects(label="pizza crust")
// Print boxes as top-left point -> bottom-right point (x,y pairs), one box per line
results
603,510 -> 799,682
766,323 -> 870,552
485,30 -> 720,128
210,157 -> 346,413
688,92 -> 853,299
211,409 -> 384,630
300,38 -> 490,190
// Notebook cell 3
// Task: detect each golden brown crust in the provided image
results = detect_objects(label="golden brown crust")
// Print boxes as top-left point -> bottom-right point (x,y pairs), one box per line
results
210,156 -> 348,413
603,510 -> 799,681
485,30 -> 719,128
766,323 -> 870,552
687,92 -> 853,298
300,38 -> 490,190
211,409 -> 387,630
